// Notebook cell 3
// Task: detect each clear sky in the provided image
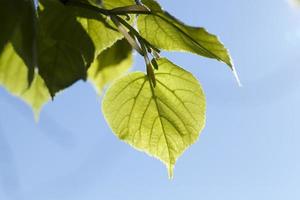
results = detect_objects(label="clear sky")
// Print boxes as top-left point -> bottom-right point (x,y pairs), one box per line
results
1,0 -> 300,199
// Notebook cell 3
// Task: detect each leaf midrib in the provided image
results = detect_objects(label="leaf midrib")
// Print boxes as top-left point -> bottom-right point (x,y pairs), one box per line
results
148,77 -> 172,167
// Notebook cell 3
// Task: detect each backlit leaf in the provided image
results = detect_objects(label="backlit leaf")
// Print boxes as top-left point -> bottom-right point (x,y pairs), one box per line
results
103,0 -> 135,9
0,43 -> 50,119
102,58 -> 206,178
38,0 -> 133,96
138,0 -> 234,69
78,13 -> 123,55
0,0 -> 37,84
88,39 -> 133,94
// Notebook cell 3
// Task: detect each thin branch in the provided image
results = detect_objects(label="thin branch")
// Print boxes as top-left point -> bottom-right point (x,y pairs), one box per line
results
110,16 -> 144,56
115,16 -> 160,54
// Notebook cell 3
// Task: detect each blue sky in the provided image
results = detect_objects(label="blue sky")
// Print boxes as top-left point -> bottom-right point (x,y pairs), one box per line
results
1,0 -> 300,199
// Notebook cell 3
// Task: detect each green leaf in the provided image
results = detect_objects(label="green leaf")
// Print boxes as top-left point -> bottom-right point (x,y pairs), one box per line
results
102,58 -> 206,178
70,0 -> 136,55
102,0 -> 135,9
37,39 -> 87,97
82,0 -> 135,8
77,12 -> 123,55
88,39 -> 133,94
22,74 -> 51,121
39,0 -> 95,65
87,0 -> 136,53
38,0 -> 95,96
137,0 -> 234,69
0,43 -> 50,120
38,0 -> 134,96
0,0 -> 20,52
0,0 -> 37,84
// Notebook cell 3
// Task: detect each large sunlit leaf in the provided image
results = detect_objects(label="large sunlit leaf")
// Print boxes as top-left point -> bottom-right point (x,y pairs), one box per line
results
102,58 -> 206,178
0,0 -> 37,84
88,39 -> 133,94
0,43 -> 50,119
137,0 -> 234,69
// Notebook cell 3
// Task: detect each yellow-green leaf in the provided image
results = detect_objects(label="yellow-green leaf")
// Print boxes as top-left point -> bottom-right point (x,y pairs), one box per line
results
62,0 -> 136,55
85,0 -> 135,53
79,0 -> 135,8
102,58 -> 206,178
103,0 -> 135,9
88,39 -> 133,94
138,0 -> 234,69
0,43 -> 50,120
38,0 -> 133,96
0,0 -> 37,84
78,14 -> 123,55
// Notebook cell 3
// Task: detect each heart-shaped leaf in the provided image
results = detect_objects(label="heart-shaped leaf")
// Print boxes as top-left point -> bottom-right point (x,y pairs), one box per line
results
102,58 -> 206,178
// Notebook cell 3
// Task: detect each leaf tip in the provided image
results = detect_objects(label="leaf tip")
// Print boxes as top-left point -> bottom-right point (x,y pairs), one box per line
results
167,164 -> 175,180
33,109 -> 41,123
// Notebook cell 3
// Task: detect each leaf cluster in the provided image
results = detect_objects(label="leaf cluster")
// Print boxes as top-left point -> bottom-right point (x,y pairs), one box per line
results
0,0 -> 237,178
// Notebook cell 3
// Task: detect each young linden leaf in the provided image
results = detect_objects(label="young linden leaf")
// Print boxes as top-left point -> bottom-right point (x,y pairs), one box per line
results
102,0 -> 135,9
78,15 -> 123,56
22,74 -> 51,121
0,43 -> 50,120
76,5 -> 127,55
38,0 -> 134,96
38,0 -> 94,97
88,39 -> 133,94
37,39 -> 86,97
137,0 -> 235,70
60,0 -> 136,55
0,0 -> 20,52
81,0 -> 135,8
39,0 -> 95,66
102,58 -> 206,178
0,0 -> 37,85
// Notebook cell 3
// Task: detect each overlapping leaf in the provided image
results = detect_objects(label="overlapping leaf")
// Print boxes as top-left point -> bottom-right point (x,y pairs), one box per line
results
85,0 -> 136,53
37,39 -> 87,97
102,58 -> 206,178
88,39 -> 133,94
0,0 -> 136,114
137,0 -> 234,69
38,0 -> 135,97
0,0 -> 37,84
0,43 -> 50,119
38,0 -> 95,96
103,0 -> 135,9
77,12 -> 123,55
